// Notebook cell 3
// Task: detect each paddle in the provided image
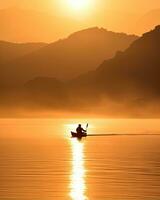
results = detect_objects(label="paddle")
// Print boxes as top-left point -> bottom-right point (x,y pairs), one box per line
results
86,123 -> 88,133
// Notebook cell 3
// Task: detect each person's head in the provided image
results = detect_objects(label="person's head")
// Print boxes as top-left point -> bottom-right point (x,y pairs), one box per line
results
78,124 -> 81,127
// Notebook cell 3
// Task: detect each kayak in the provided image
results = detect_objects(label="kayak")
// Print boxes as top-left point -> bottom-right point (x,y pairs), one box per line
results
71,131 -> 87,138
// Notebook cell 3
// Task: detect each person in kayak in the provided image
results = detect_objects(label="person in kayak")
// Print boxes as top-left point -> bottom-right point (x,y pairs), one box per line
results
76,124 -> 86,136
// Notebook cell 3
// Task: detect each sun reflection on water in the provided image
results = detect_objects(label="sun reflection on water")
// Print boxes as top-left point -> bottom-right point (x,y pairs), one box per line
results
70,139 -> 88,200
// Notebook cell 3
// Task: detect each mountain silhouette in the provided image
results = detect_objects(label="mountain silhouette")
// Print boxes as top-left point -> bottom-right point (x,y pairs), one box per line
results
70,26 -> 160,106
0,41 -> 46,64
23,77 -> 68,108
2,27 -> 137,86
1,26 -> 160,116
16,25 -> 160,116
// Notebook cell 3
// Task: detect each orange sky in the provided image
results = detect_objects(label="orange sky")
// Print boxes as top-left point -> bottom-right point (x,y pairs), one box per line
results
1,0 -> 160,14
0,0 -> 160,42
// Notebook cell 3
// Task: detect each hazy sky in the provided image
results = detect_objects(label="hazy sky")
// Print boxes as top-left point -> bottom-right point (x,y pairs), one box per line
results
0,0 -> 160,14
0,0 -> 160,42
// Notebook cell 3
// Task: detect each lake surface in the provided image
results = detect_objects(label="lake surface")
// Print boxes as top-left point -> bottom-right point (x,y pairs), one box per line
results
0,119 -> 160,200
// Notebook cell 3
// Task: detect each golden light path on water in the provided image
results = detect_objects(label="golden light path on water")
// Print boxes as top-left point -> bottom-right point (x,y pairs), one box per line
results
70,139 -> 88,200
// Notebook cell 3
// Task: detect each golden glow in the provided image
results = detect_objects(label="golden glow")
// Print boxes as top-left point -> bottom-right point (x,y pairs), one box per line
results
57,0 -> 96,19
67,0 -> 90,11
70,139 -> 87,200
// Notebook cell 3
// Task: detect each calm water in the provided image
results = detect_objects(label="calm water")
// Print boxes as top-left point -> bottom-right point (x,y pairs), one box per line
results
0,119 -> 160,200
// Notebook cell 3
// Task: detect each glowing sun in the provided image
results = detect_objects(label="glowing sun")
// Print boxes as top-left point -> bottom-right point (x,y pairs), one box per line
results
67,0 -> 91,11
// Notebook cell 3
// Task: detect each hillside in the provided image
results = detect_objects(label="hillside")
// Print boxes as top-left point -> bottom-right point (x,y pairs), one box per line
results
1,26 -> 160,116
70,25 -> 160,110
2,27 -> 137,86
0,41 -> 46,63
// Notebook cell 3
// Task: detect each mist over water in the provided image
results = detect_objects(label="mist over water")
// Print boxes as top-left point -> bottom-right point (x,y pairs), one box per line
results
0,119 -> 160,200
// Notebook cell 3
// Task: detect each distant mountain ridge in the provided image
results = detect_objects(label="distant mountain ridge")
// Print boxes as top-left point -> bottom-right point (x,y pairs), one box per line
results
2,27 -> 138,86
16,25 -> 160,116
69,26 -> 160,106
0,41 -> 46,63
0,26 -> 160,116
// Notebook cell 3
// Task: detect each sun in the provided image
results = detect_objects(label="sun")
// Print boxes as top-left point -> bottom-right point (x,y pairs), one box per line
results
67,0 -> 91,11
58,0 -> 95,19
